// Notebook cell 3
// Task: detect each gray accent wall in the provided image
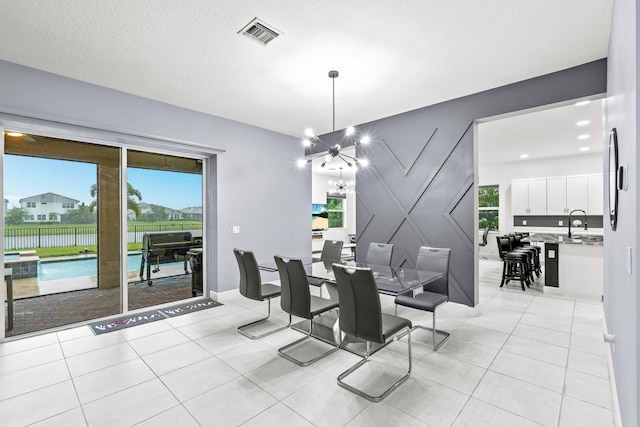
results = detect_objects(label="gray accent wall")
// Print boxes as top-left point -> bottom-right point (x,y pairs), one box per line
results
351,60 -> 607,306
0,60 -> 310,295
604,0 -> 639,425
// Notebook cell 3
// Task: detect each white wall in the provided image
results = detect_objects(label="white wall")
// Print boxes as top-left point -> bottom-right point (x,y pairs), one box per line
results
479,152 -> 603,234
603,0 -> 639,424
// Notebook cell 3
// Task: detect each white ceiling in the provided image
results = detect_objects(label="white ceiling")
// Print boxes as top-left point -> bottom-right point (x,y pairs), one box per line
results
478,97 -> 604,166
0,1 -> 612,139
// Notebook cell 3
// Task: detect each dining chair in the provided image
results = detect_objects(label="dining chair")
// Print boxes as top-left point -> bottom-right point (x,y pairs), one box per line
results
274,255 -> 340,366
479,227 -> 489,247
311,240 -> 344,299
394,246 -> 451,351
365,242 -> 394,266
333,263 -> 412,402
233,249 -> 288,339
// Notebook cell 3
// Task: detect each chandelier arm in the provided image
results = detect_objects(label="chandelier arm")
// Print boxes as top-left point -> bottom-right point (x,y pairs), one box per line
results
338,152 -> 357,161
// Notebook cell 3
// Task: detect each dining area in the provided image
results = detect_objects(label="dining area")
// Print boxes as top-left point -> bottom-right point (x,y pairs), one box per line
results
232,241 -> 452,402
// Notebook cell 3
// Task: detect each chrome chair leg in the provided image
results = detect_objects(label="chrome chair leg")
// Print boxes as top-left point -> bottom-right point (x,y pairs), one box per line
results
278,314 -> 339,366
237,298 -> 288,339
337,326 -> 412,402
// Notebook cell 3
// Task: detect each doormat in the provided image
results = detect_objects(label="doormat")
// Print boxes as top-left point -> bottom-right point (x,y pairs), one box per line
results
88,298 -> 222,335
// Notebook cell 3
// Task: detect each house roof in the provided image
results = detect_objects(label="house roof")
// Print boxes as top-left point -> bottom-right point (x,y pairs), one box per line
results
19,192 -> 80,204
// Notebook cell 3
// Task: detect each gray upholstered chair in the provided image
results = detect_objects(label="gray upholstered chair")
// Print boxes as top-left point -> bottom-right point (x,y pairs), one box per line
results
333,264 -> 412,402
233,249 -> 288,339
275,255 -> 340,366
311,240 -> 344,298
365,242 -> 394,266
394,246 -> 451,351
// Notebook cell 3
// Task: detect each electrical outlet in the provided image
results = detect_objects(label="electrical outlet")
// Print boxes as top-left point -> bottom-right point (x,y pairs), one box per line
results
558,220 -> 563,226
232,226 -> 240,234
522,220 -> 527,225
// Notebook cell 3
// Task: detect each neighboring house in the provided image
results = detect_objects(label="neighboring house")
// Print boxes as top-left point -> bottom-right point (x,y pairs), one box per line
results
20,192 -> 80,223
180,206 -> 202,221
139,202 -> 183,221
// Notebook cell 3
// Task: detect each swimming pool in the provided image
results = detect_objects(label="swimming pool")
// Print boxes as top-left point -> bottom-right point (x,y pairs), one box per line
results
38,254 -> 182,281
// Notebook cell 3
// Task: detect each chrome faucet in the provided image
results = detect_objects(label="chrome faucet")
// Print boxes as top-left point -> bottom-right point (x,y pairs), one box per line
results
568,209 -> 588,238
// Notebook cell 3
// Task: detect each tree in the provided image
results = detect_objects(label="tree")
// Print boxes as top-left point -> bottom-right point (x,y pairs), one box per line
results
141,204 -> 166,222
90,183 -> 143,218
63,203 -> 96,224
5,206 -> 28,225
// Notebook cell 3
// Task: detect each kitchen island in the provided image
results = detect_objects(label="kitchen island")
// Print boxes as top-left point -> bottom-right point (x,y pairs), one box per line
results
525,233 -> 603,301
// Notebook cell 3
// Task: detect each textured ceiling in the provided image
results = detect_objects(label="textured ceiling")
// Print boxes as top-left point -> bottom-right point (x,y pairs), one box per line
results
0,1 -> 612,139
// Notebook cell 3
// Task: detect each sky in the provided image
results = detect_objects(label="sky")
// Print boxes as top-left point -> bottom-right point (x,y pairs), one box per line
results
4,155 -> 202,209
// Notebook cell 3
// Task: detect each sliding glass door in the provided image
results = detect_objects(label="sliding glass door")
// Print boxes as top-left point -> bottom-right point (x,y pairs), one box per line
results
3,132 -> 206,337
126,150 -> 203,311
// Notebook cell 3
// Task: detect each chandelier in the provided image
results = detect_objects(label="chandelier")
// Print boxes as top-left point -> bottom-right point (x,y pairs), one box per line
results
297,70 -> 370,168
329,168 -> 353,194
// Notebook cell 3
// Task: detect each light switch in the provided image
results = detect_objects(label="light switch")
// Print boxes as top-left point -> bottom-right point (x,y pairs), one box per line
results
522,220 -> 527,225
232,226 -> 240,234
558,220 -> 563,226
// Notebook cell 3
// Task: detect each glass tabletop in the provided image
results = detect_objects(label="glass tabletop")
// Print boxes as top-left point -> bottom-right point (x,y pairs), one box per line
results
258,258 -> 442,296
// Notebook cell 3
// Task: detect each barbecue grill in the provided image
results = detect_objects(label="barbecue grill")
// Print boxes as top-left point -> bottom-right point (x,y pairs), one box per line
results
139,231 -> 202,285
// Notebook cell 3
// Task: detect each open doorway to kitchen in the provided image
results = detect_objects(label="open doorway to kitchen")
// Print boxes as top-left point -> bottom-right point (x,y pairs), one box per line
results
311,146 -> 357,261
475,97 -> 604,295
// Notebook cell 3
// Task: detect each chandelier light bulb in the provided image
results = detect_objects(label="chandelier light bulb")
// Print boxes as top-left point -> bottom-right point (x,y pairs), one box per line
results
358,158 -> 369,167
325,154 -> 332,162
305,128 -> 315,138
346,126 -> 355,136
296,159 -> 307,168
302,139 -> 312,147
360,136 -> 370,144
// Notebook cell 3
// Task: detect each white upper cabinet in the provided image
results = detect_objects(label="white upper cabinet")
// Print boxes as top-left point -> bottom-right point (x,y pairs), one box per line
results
547,176 -> 567,215
511,177 -> 547,215
566,175 -> 588,213
545,175 -> 591,214
587,173 -> 603,215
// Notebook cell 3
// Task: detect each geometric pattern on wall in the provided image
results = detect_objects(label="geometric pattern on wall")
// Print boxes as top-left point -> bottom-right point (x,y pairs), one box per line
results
357,119 -> 475,306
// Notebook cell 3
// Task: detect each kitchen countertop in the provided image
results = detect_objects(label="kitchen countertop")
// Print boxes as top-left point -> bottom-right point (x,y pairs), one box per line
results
525,233 -> 603,246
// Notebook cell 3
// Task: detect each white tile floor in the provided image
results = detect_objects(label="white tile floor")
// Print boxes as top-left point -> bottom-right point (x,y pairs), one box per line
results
0,260 -> 616,427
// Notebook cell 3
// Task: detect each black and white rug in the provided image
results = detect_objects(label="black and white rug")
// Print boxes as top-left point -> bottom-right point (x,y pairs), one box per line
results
88,298 -> 222,335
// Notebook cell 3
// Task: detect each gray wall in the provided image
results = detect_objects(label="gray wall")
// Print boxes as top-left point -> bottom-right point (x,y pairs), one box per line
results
604,0 -> 639,425
352,60 -> 606,306
0,60 -> 310,294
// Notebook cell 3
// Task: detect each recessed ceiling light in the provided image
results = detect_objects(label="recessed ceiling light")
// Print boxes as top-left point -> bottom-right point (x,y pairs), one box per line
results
5,131 -> 24,137
580,147 -> 591,151
575,100 -> 591,106
520,154 -> 529,159
576,120 -> 590,126
578,134 -> 590,140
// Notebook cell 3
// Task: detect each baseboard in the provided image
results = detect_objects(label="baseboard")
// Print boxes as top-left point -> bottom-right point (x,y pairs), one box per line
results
602,315 -> 623,427
209,288 -> 239,302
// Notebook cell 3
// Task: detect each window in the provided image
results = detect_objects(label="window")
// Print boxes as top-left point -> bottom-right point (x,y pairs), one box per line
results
62,202 -> 74,209
37,214 -> 46,221
479,185 -> 499,230
28,215 -> 34,220
327,196 -> 345,228
26,201 -> 35,208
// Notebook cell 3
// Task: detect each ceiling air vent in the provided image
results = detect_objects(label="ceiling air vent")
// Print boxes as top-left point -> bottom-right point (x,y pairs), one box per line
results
239,18 -> 281,46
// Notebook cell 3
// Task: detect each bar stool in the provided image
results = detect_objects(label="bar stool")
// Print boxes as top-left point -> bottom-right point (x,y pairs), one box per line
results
496,236 -> 530,291
512,234 -> 541,278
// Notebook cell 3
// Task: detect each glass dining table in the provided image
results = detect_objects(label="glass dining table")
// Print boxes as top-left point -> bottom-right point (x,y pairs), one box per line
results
257,258 -> 443,297
257,257 -> 443,355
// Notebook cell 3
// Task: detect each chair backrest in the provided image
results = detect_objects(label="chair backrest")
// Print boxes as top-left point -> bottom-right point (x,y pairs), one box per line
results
233,249 -> 263,300
320,240 -> 344,261
274,255 -> 311,318
480,227 -> 489,246
332,264 -> 384,344
416,246 -> 451,296
496,236 -> 511,259
508,234 -> 518,250
366,242 -> 394,266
